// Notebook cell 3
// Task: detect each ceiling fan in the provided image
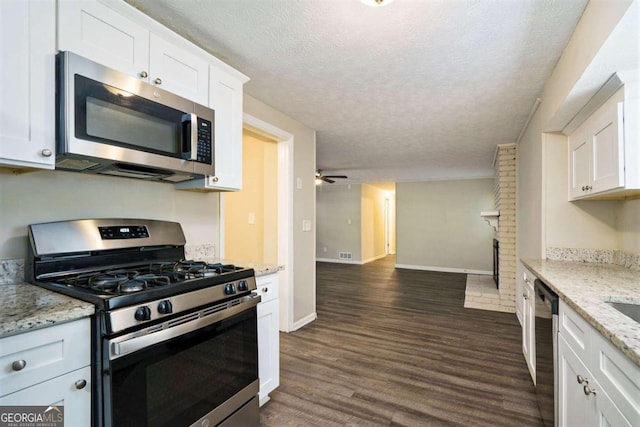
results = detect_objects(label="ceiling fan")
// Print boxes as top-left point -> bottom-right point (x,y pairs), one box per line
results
315,169 -> 347,184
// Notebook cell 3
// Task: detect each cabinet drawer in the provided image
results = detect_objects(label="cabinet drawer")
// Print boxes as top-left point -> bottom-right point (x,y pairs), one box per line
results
256,274 -> 279,304
559,300 -> 591,363
0,319 -> 91,397
590,330 -> 640,425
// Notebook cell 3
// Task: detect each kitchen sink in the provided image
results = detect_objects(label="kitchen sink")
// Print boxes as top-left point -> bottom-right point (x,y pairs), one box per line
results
606,301 -> 640,323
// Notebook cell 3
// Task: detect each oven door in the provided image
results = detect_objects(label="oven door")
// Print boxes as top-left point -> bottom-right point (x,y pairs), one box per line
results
104,294 -> 260,427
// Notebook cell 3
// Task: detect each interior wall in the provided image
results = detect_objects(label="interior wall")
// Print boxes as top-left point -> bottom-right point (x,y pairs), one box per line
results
543,133 -> 620,250
388,192 -> 397,254
396,178 -> 495,273
618,199 -> 640,255
243,93 -> 317,326
224,131 -> 278,264
316,183 -> 362,261
0,169 -> 220,259
361,184 -> 387,263
516,0 -> 634,319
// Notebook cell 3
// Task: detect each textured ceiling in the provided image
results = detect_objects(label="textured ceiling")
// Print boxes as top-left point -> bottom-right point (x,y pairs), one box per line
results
125,0 -> 588,183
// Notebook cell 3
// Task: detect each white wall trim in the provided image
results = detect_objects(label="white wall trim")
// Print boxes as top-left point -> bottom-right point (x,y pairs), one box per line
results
242,112 -> 295,333
362,254 -> 387,264
316,253 -> 387,265
293,312 -> 317,331
316,258 -> 362,265
395,264 -> 493,275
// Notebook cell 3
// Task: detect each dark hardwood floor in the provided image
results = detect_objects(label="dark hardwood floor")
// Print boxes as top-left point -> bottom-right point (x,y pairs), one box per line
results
259,256 -> 543,426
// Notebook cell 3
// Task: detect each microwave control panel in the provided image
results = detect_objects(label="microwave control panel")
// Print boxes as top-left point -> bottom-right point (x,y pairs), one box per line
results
196,118 -> 213,165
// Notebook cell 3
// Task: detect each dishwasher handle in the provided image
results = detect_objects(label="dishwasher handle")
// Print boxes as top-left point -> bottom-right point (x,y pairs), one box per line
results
534,278 -> 559,315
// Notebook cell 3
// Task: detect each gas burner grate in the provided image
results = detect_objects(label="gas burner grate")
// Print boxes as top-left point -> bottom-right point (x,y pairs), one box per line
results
60,270 -> 172,295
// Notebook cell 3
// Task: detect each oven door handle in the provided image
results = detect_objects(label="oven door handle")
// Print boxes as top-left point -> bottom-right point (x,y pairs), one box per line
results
109,294 -> 260,360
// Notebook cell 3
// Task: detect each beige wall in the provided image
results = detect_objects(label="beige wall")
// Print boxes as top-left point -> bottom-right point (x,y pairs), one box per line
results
396,179 -> 495,273
224,131 -> 278,264
316,183 -> 362,261
316,183 -> 389,263
243,94 -> 317,326
0,169 -> 220,258
361,184 -> 387,262
618,199 -> 640,254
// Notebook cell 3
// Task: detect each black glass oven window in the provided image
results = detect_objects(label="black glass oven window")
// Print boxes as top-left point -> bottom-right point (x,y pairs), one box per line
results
74,75 -> 183,157
110,308 -> 258,427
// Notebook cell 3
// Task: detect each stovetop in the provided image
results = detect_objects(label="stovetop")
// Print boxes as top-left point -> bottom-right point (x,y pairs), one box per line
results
54,261 -> 244,297
34,261 -> 255,311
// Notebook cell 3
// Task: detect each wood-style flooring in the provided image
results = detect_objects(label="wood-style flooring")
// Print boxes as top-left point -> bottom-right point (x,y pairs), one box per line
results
259,256 -> 543,426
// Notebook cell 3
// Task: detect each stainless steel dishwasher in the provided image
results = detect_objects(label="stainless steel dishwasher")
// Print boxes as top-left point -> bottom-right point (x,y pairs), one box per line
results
534,278 -> 559,427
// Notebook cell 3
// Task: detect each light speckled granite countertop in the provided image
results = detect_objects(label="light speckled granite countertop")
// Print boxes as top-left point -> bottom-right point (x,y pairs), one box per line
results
522,259 -> 640,366
199,258 -> 284,277
0,282 -> 94,338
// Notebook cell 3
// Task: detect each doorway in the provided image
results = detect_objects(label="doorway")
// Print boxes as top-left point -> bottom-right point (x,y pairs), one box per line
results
220,114 -> 294,332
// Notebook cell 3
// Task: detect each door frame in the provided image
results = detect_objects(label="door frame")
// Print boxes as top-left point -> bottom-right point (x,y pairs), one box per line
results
220,113 -> 294,332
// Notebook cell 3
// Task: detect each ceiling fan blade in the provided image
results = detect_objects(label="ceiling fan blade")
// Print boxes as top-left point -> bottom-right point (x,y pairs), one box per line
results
321,177 -> 335,183
322,175 -> 347,179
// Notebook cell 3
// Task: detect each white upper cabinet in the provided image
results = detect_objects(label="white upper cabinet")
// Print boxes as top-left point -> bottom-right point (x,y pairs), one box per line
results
0,0 -> 56,169
148,34 -> 209,105
176,64 -> 249,192
58,0 -> 150,79
568,74 -> 640,200
58,1 -> 208,105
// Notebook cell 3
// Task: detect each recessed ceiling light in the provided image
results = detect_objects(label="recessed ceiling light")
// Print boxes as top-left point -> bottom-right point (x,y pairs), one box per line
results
360,0 -> 395,7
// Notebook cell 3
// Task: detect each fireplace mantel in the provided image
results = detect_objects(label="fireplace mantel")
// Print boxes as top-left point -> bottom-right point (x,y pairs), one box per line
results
481,211 -> 500,231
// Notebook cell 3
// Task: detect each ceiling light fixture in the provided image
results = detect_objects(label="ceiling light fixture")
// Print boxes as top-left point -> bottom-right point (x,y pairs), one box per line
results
360,0 -> 395,7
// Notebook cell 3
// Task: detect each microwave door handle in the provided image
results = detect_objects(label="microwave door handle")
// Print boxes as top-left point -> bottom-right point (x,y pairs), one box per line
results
181,113 -> 197,161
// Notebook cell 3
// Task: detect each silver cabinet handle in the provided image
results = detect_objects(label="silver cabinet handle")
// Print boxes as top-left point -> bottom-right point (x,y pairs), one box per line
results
75,379 -> 87,390
262,287 -> 269,293
583,385 -> 596,396
523,293 -> 528,300
211,176 -> 219,183
581,186 -> 586,191
41,149 -> 52,157
11,360 -> 27,371
576,375 -> 588,384
139,70 -> 148,78
586,185 -> 592,190
154,77 -> 162,85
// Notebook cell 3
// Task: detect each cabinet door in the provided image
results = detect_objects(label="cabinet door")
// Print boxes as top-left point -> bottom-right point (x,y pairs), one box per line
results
0,366 -> 91,426
208,66 -> 245,190
590,99 -> 624,194
569,130 -> 590,199
522,271 -> 535,381
58,0 -> 149,79
558,335 -> 596,427
0,0 -> 56,169
148,34 -> 209,105
257,298 -> 280,406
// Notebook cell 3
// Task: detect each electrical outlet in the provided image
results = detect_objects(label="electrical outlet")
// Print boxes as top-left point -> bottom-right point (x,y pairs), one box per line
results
248,212 -> 255,225
302,220 -> 311,232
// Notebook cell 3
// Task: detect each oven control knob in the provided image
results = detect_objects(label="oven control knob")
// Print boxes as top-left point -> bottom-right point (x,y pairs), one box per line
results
237,280 -> 248,292
157,300 -> 173,315
224,283 -> 236,295
134,306 -> 151,321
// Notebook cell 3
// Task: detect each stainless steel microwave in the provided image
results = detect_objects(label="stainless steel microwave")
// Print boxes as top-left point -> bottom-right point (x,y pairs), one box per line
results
56,51 -> 214,183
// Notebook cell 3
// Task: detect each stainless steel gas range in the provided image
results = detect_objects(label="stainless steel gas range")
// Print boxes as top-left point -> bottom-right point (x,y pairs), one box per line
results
25,218 -> 260,427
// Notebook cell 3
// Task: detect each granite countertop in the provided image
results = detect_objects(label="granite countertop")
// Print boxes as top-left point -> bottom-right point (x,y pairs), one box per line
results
0,282 -> 95,339
201,258 -> 284,277
521,258 -> 640,366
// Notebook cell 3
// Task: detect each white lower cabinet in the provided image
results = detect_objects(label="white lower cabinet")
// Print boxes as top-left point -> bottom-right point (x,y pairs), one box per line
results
0,319 -> 91,425
522,268 -> 536,382
255,273 -> 280,406
558,301 -> 638,426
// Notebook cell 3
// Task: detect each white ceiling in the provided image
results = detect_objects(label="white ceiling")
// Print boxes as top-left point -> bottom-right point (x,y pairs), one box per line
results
125,0 -> 588,183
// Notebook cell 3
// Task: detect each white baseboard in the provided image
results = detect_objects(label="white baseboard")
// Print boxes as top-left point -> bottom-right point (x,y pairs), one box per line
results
292,312 -> 317,331
362,254 -> 387,264
316,257 -> 362,265
316,254 -> 387,265
395,263 -> 492,275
